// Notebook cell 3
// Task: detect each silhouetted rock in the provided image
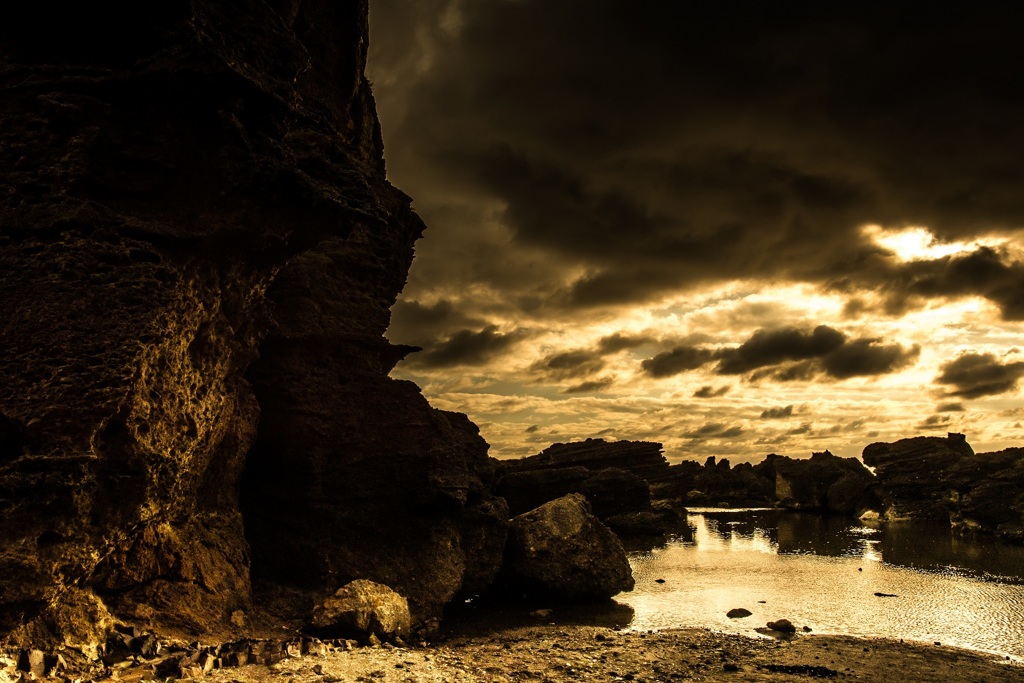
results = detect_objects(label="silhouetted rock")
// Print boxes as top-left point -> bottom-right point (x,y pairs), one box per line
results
504,439 -> 670,481
0,0 -> 505,647
579,468 -> 651,518
495,466 -> 592,516
755,451 -> 880,515
727,608 -> 752,618
767,619 -> 797,633
500,494 -> 634,600
308,580 -> 411,643
496,441 -> 663,537
864,433 -> 1024,542
602,499 -> 688,539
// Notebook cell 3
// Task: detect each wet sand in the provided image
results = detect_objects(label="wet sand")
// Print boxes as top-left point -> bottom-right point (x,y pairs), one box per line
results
205,625 -> 1023,683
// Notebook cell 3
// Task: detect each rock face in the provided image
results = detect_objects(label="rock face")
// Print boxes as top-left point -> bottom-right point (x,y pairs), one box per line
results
0,0 -> 504,646
863,433 -> 1024,542
308,580 -> 410,643
500,494 -> 634,600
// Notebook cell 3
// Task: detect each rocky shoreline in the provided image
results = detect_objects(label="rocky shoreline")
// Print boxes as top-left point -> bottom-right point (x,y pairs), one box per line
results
6,624 -> 1019,683
3,0 -> 1022,663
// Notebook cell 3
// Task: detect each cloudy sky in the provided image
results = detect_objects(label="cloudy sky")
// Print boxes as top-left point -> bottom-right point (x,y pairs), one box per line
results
367,1 -> 1024,463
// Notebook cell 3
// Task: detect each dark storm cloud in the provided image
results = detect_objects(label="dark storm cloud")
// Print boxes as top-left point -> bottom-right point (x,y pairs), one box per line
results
530,349 -> 605,381
819,338 -> 921,379
716,326 -> 845,375
387,299 -> 485,345
830,246 -> 1024,321
410,325 -> 529,368
684,423 -> 744,439
694,385 -> 730,399
760,405 -> 794,419
918,414 -> 953,430
641,346 -> 718,379
935,352 -> 1024,399
371,0 -> 1024,315
641,325 -> 919,382
562,379 -> 614,395
597,333 -> 652,353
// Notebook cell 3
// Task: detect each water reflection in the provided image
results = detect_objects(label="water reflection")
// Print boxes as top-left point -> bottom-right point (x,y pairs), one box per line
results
622,509 -> 1024,659
694,508 -> 1024,581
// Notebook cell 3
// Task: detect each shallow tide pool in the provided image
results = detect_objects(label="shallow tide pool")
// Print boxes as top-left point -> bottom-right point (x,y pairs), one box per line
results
619,509 -> 1024,659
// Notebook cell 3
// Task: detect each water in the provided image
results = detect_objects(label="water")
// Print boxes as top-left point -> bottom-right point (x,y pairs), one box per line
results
619,508 -> 1024,659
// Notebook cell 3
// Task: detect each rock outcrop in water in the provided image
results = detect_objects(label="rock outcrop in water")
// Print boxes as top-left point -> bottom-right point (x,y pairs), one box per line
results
863,433 -> 1024,542
755,451 -> 880,515
502,439 -> 878,516
496,440 -> 681,537
0,0 -> 505,647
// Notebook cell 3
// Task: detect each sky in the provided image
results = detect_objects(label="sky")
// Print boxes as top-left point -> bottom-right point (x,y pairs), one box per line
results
366,1 -> 1024,463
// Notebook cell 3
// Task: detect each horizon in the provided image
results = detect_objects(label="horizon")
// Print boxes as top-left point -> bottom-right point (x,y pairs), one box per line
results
367,2 -> 1024,464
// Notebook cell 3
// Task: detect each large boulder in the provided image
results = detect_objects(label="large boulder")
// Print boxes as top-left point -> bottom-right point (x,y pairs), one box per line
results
309,580 -> 410,643
500,494 -> 634,600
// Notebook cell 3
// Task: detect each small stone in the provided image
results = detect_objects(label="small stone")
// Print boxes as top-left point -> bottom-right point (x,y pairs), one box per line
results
654,578 -> 666,584
726,608 -> 752,619
802,626 -> 812,632
529,609 -> 554,619
766,619 -> 796,633
723,662 -> 740,672
368,633 -> 382,648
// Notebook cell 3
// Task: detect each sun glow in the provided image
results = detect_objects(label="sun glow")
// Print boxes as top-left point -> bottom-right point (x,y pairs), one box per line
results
861,224 -> 1002,262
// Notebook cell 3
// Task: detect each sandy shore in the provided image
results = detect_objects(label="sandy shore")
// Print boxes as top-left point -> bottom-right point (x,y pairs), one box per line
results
202,625 -> 1022,683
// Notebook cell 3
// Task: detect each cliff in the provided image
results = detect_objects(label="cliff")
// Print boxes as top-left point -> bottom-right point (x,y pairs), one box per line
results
0,0 -> 504,648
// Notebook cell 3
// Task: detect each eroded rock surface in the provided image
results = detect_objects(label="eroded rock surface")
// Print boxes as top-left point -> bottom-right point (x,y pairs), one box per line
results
0,0 -> 504,648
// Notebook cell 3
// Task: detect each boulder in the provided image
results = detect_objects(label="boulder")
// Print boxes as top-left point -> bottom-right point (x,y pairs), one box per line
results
500,494 -> 634,600
727,608 -> 752,618
309,580 -> 410,643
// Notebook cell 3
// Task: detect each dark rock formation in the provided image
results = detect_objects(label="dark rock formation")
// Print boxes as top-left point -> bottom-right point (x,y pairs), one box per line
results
754,452 -> 880,515
496,440 -> 677,537
495,466 -> 592,516
864,433 -> 1024,542
500,494 -> 634,601
505,439 -> 671,482
0,0 -> 504,647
